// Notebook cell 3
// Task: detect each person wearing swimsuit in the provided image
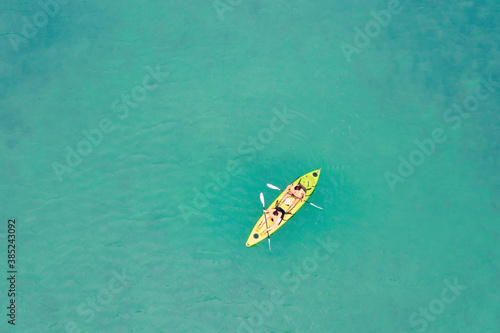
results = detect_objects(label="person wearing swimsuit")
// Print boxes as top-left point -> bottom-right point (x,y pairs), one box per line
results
280,183 -> 307,213
258,207 -> 286,233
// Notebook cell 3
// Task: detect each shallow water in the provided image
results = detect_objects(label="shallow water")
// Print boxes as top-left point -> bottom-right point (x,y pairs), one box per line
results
1,0 -> 499,332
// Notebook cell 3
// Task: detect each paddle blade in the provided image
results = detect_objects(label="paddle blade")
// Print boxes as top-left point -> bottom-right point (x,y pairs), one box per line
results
267,183 -> 281,191
260,193 -> 265,207
309,202 -> 323,210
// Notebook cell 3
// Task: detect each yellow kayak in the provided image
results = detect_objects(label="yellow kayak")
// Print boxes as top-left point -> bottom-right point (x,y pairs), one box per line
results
246,169 -> 321,247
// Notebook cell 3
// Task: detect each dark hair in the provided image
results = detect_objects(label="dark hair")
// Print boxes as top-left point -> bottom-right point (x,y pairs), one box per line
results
294,183 -> 306,193
276,207 -> 286,219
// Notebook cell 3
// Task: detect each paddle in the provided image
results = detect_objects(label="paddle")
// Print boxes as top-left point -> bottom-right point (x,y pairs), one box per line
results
260,193 -> 271,253
266,183 -> 324,210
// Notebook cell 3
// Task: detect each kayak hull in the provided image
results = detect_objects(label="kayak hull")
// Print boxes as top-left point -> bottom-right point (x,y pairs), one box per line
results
245,169 -> 321,247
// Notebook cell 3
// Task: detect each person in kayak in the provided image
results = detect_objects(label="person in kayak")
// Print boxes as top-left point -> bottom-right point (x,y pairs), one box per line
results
280,183 -> 307,212
258,206 -> 286,233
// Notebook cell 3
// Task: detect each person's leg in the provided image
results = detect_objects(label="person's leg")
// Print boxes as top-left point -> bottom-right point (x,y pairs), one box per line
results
288,192 -> 306,212
280,193 -> 291,206
286,197 -> 300,212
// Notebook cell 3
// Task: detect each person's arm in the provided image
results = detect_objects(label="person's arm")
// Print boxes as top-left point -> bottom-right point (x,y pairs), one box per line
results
279,191 -> 291,205
259,212 -> 271,227
264,219 -> 280,233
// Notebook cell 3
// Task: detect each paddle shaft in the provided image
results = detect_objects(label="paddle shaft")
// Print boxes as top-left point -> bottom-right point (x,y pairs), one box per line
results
264,211 -> 271,252
259,193 -> 271,252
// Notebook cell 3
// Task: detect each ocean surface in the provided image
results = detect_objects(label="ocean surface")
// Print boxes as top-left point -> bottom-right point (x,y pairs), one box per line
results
1,0 -> 499,332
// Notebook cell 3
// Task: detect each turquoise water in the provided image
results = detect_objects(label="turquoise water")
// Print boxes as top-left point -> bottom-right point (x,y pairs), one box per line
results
1,0 -> 499,332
